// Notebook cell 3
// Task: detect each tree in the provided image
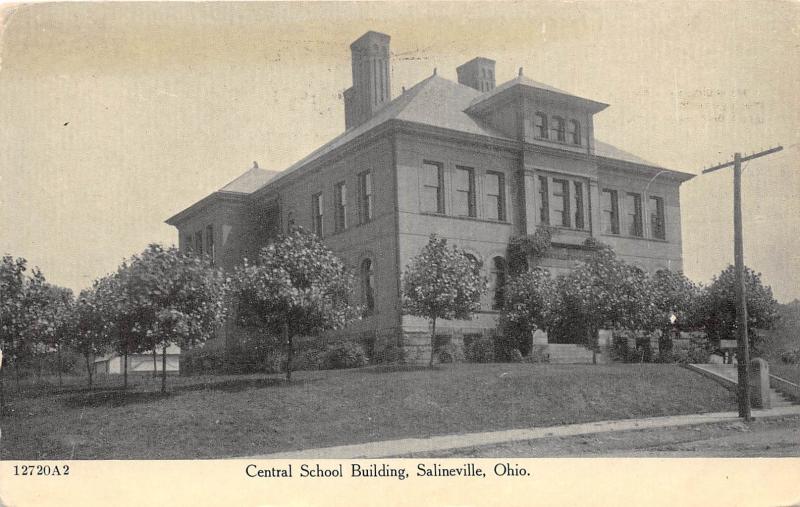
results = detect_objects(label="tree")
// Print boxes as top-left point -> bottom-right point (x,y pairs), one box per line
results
0,256 -> 57,392
73,279 -> 116,388
118,244 -> 229,392
0,255 -> 28,414
651,270 -> 702,329
35,284 -> 74,386
402,234 -> 487,367
698,265 -> 779,354
549,248 -> 656,361
499,268 -> 555,356
232,227 -> 359,381
99,269 -> 144,389
650,269 -> 703,354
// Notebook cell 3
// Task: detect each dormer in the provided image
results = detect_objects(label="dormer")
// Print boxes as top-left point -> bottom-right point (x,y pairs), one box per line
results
464,71 -> 608,153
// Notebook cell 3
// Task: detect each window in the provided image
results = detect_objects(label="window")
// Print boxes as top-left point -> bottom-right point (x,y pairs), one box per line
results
538,176 -> 549,225
625,192 -> 643,237
421,161 -> 444,214
574,182 -> 585,230
551,116 -> 566,142
601,189 -> 620,235
194,230 -> 203,255
552,178 -> 570,228
334,182 -> 347,232
361,259 -> 375,315
357,171 -> 373,224
205,225 -> 214,262
569,120 -> 581,145
534,113 -> 548,139
312,192 -> 324,237
454,166 -> 476,217
485,171 -> 506,221
491,257 -> 507,310
650,196 -> 665,240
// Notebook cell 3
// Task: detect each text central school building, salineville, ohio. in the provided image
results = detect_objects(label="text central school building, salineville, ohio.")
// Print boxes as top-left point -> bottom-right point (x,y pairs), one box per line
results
166,31 -> 695,362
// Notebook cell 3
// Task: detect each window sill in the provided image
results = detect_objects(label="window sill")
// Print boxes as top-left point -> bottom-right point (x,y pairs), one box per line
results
327,219 -> 374,237
600,233 -> 669,243
548,225 -> 591,234
532,136 -> 582,148
419,212 -> 511,226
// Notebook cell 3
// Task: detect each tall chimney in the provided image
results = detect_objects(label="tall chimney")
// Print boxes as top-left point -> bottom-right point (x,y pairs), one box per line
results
456,57 -> 496,92
344,31 -> 391,129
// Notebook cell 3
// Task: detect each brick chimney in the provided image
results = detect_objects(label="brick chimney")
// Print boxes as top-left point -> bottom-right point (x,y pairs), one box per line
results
343,31 -> 392,129
456,57 -> 496,92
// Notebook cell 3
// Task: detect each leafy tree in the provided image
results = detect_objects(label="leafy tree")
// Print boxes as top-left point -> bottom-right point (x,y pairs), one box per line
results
698,265 -> 779,354
549,248 -> 656,360
232,227 -> 359,381
118,244 -> 229,392
649,269 -> 703,354
73,281 -> 115,388
99,269 -> 145,389
0,256 -> 56,387
0,255 -> 28,413
650,269 -> 703,329
402,234 -> 487,367
35,284 -> 74,385
499,268 -> 556,356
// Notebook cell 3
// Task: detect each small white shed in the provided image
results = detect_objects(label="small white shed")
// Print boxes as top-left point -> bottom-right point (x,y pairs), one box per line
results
94,344 -> 181,375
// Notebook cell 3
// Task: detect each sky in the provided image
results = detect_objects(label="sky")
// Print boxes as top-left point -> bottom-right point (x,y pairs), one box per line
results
0,1 -> 798,301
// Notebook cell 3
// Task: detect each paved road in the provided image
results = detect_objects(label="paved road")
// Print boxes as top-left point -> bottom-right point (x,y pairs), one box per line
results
404,415 -> 800,458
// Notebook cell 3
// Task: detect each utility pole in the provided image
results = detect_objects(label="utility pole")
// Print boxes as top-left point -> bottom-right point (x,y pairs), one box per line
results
702,145 -> 782,420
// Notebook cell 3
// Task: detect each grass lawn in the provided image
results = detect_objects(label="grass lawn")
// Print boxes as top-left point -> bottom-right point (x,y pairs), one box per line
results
771,363 -> 800,385
0,363 -> 736,459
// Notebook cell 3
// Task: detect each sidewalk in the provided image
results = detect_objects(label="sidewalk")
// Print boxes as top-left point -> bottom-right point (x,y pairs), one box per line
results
246,404 -> 800,459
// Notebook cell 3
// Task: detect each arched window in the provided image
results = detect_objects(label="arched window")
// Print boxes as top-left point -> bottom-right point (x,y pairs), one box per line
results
491,256 -> 507,310
551,116 -> 566,142
569,119 -> 581,145
534,113 -> 548,139
361,259 -> 375,315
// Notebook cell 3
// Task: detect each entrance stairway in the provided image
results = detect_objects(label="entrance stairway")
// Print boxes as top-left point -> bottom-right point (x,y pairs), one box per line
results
547,344 -> 598,364
688,364 -> 798,407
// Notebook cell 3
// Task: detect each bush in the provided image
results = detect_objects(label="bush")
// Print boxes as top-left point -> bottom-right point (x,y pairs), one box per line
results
781,349 -> 800,364
465,336 -> 495,363
290,348 -> 324,371
375,344 -> 406,365
321,342 -> 368,370
687,343 -> 711,364
507,348 -> 524,363
435,342 -> 463,364
611,334 -> 642,363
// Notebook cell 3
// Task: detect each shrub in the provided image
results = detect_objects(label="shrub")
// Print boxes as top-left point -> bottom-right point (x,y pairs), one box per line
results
375,344 -> 407,364
435,342 -> 463,364
507,348 -> 524,363
321,342 -> 368,370
687,343 -> 711,364
465,336 -> 495,363
781,349 -> 800,364
290,348 -> 325,371
265,351 -> 287,374
611,334 -> 642,363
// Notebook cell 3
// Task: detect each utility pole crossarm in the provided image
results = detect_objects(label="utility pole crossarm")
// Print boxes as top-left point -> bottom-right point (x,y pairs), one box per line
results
702,146 -> 783,174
